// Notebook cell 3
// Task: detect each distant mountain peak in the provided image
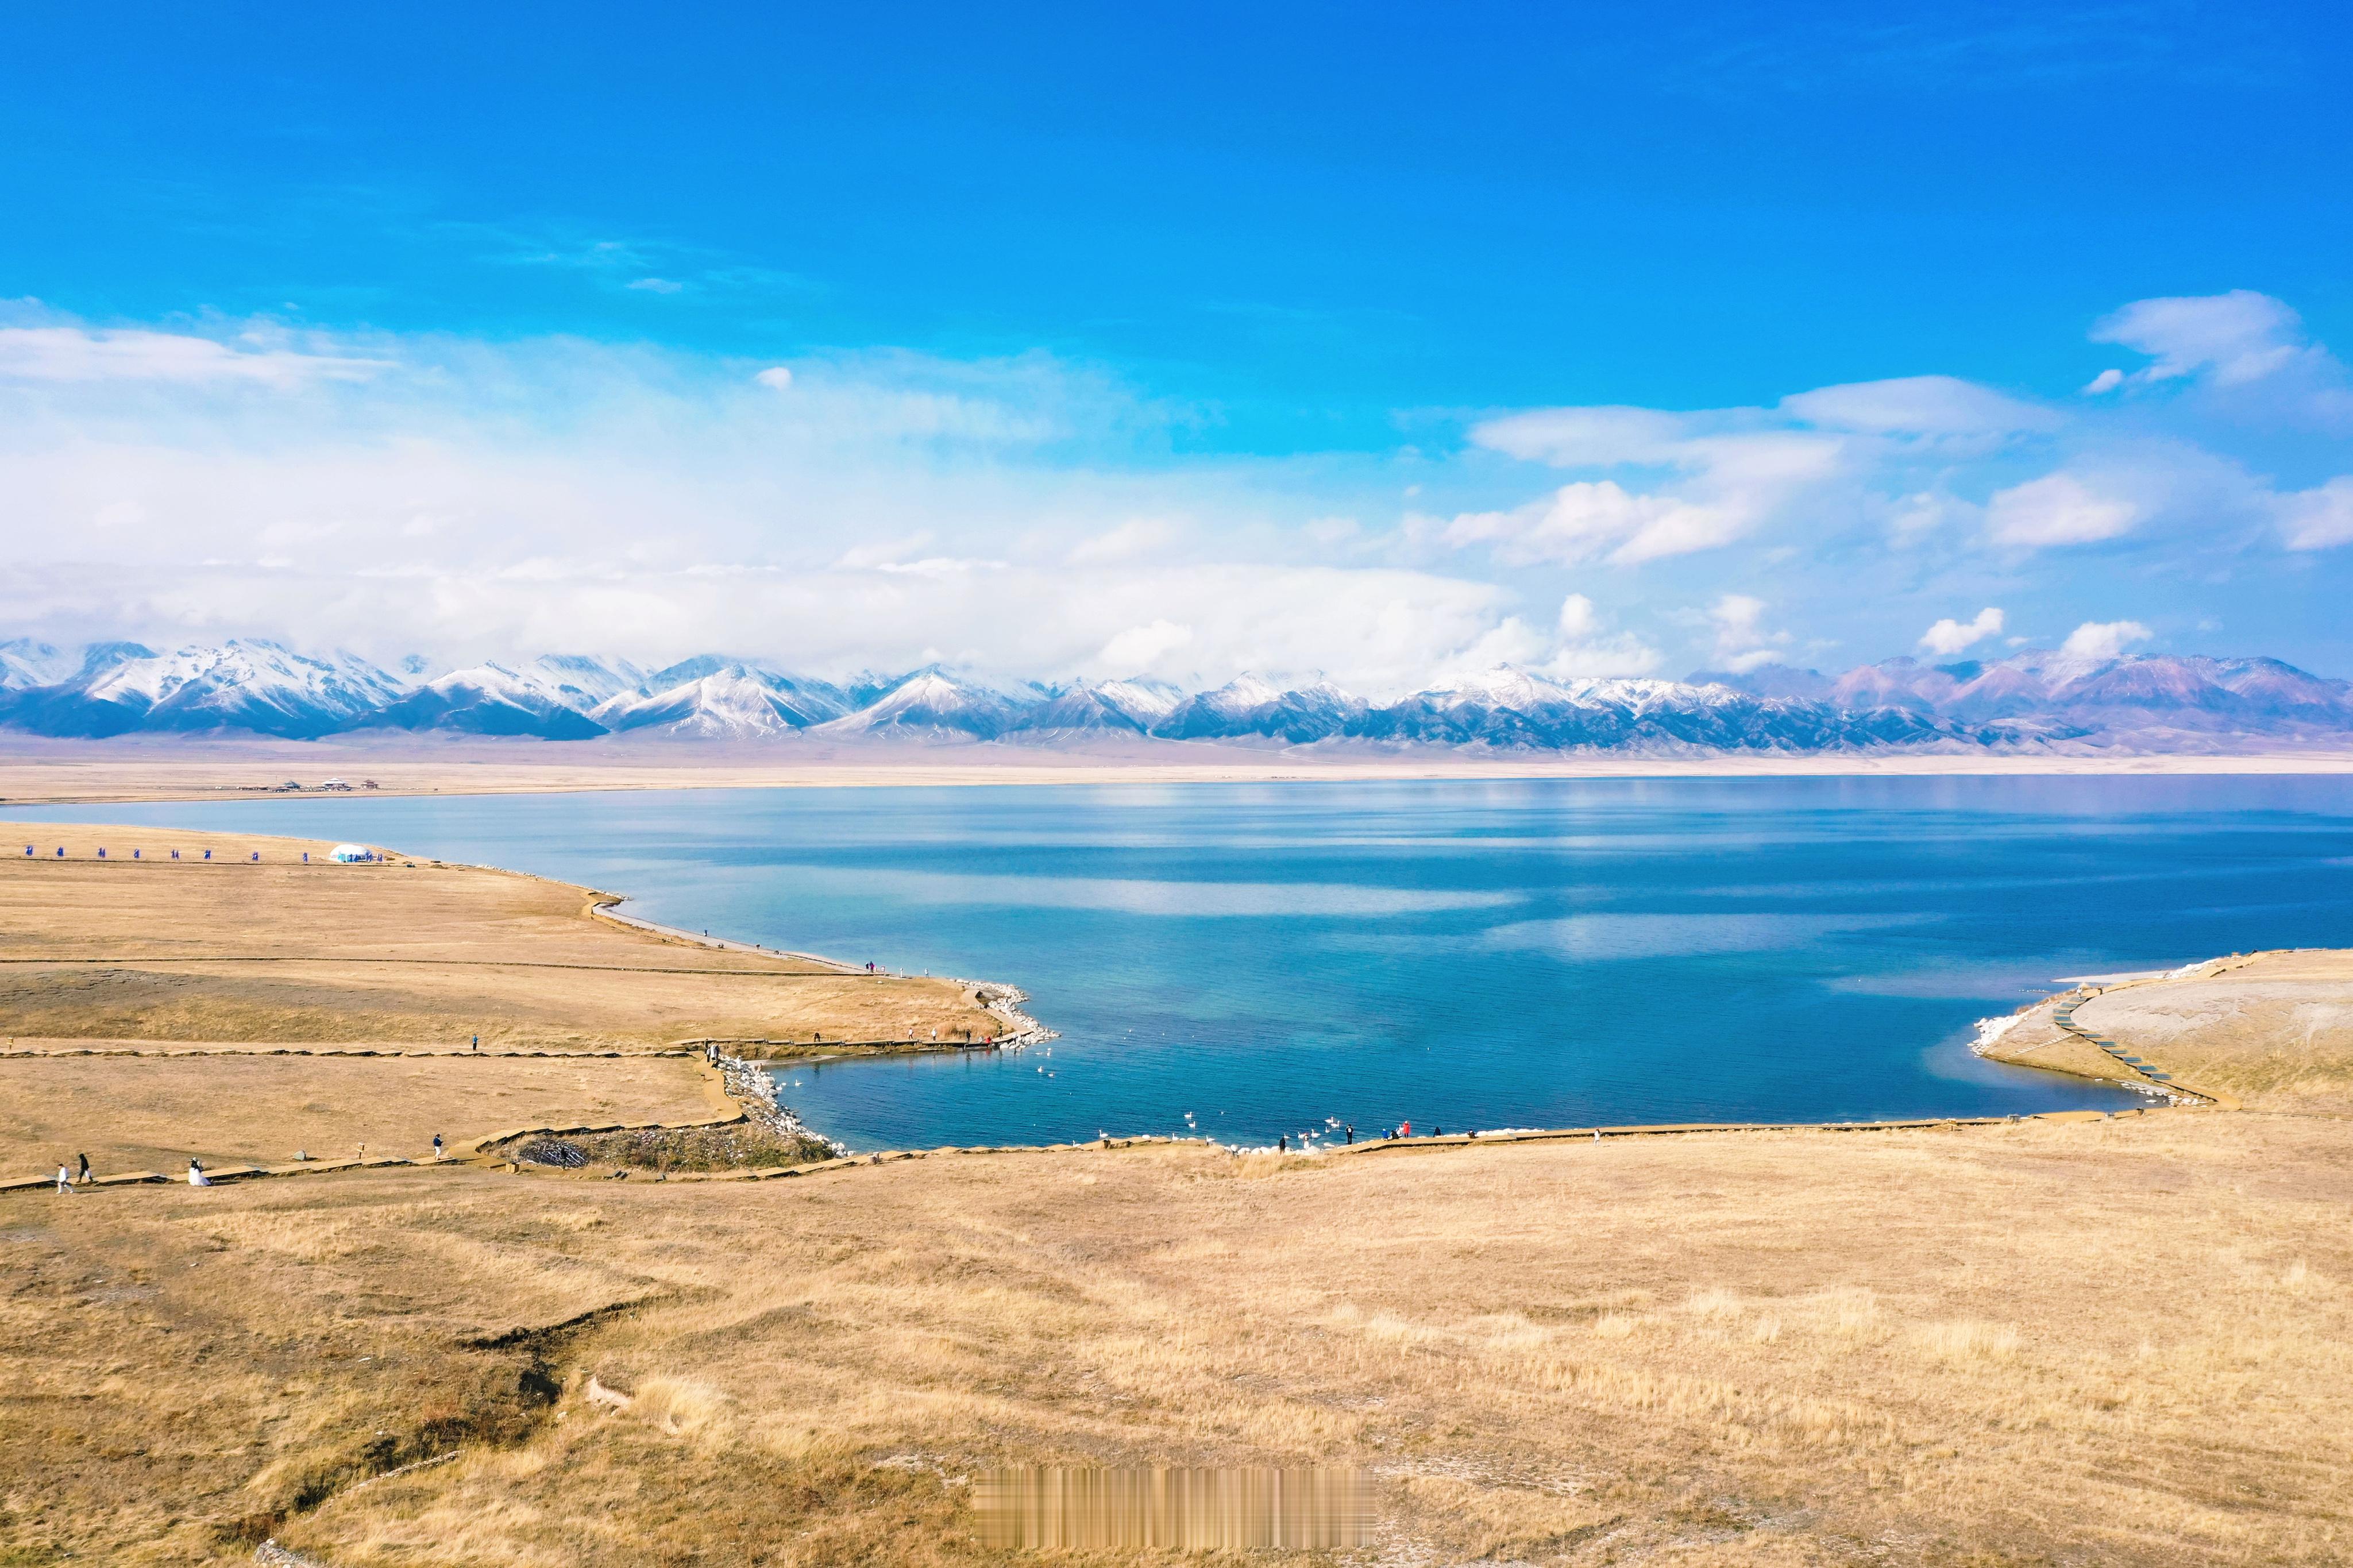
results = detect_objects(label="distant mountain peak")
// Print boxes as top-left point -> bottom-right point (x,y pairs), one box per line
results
1,639 -> 2346,754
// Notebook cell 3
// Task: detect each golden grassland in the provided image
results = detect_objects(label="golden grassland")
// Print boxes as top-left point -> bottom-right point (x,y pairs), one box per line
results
1,1052 -> 723,1176
3,742 -> 2353,808
7,1111 -> 2350,1566
1982,949 -> 2353,1112
4,821 -> 2352,1564
0,822 -> 1001,1055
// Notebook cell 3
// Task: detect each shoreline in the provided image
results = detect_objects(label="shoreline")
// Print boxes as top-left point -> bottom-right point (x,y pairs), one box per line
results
0,814 -> 2253,1169
6,744 -> 2353,808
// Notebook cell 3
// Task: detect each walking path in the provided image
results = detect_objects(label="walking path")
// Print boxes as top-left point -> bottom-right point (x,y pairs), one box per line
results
2043,958 -> 2255,1110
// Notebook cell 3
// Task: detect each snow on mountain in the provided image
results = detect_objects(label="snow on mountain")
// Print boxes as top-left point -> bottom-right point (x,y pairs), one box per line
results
1020,677 -> 1188,735
1353,667 -> 1954,751
820,667 -> 1036,739
595,664 -> 852,737
368,662 -> 611,739
2,637 -> 2350,752
527,654 -> 645,710
1154,673 -> 1363,741
0,638 -> 78,689
5,640 -> 407,738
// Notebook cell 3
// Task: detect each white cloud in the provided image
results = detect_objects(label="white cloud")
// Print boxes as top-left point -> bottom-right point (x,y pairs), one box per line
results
1098,619 -> 1193,671
2092,291 -> 2312,387
1448,418 -> 1843,567
754,365 -> 793,389
0,324 -> 389,385
1778,375 -> 2054,437
1537,593 -> 1660,678
1985,473 -> 2139,549
1068,517 -> 1178,564
1919,606 -> 2004,656
2059,620 -> 2153,659
1885,489 -> 1981,543
2278,476 -> 2353,551
1469,405 -> 1690,466
1704,593 -> 1790,672
2083,368 -> 2124,395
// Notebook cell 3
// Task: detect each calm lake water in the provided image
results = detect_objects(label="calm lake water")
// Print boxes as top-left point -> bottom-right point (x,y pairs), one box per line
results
14,775 -> 2353,1148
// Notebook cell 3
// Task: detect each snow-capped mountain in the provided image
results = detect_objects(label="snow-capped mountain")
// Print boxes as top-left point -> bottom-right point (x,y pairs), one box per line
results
1155,674 -> 1365,742
595,663 -> 852,738
529,654 -> 646,710
367,661 -> 614,739
0,638 -> 77,689
1020,677 -> 1187,735
1353,668 -> 1949,751
0,640 -> 407,738
2,636 -> 2350,754
817,667 -> 1037,739
1710,653 -> 2353,743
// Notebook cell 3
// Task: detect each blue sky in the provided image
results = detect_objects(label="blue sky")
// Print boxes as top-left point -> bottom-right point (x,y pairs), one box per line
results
2,1 -> 2349,690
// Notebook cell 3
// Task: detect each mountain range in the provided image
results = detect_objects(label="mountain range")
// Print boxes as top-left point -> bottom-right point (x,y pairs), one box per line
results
2,637 -> 2350,754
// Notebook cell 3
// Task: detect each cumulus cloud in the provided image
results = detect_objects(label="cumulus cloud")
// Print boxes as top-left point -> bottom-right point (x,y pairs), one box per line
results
1986,473 -> 2139,549
1703,593 -> 1789,673
1919,607 -> 2004,656
1542,594 -> 1661,677
7,289 -> 2352,690
2083,368 -> 2124,395
1097,619 -> 1193,671
2278,477 -> 2353,551
2060,620 -> 2153,659
1447,414 -> 1843,567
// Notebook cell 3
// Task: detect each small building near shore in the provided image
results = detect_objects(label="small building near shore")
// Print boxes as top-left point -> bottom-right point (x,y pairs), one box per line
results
329,844 -> 378,864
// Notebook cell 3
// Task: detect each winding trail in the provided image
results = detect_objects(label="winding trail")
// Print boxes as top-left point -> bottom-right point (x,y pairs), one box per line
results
2046,966 -> 2247,1110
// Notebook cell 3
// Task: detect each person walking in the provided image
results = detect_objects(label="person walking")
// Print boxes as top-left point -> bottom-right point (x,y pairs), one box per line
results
1278,1134 -> 1287,1152
1344,1124 -> 1353,1145
55,1162 -> 76,1195
432,1134 -> 444,1161
471,1034 -> 479,1052
75,1152 -> 91,1184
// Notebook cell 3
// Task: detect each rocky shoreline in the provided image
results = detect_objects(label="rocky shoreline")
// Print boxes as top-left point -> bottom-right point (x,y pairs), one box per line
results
716,1049 -> 849,1157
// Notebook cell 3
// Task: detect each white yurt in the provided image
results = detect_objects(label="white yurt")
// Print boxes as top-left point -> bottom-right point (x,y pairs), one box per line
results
328,844 -> 377,864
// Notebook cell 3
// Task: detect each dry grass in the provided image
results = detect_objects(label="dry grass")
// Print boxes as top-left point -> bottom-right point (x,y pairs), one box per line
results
0,821 -> 999,1052
9,823 -> 2353,1563
0,1052 -> 720,1177
5,1111 -> 2350,1566
2067,951 -> 2353,1112
1981,950 -> 2353,1113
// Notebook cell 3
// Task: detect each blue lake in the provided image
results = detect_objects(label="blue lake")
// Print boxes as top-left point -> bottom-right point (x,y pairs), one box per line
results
13,775 -> 2353,1149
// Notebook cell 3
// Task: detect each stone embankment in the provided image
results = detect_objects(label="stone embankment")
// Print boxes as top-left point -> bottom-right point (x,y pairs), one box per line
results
713,1049 -> 848,1157
963,980 -> 1055,1046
